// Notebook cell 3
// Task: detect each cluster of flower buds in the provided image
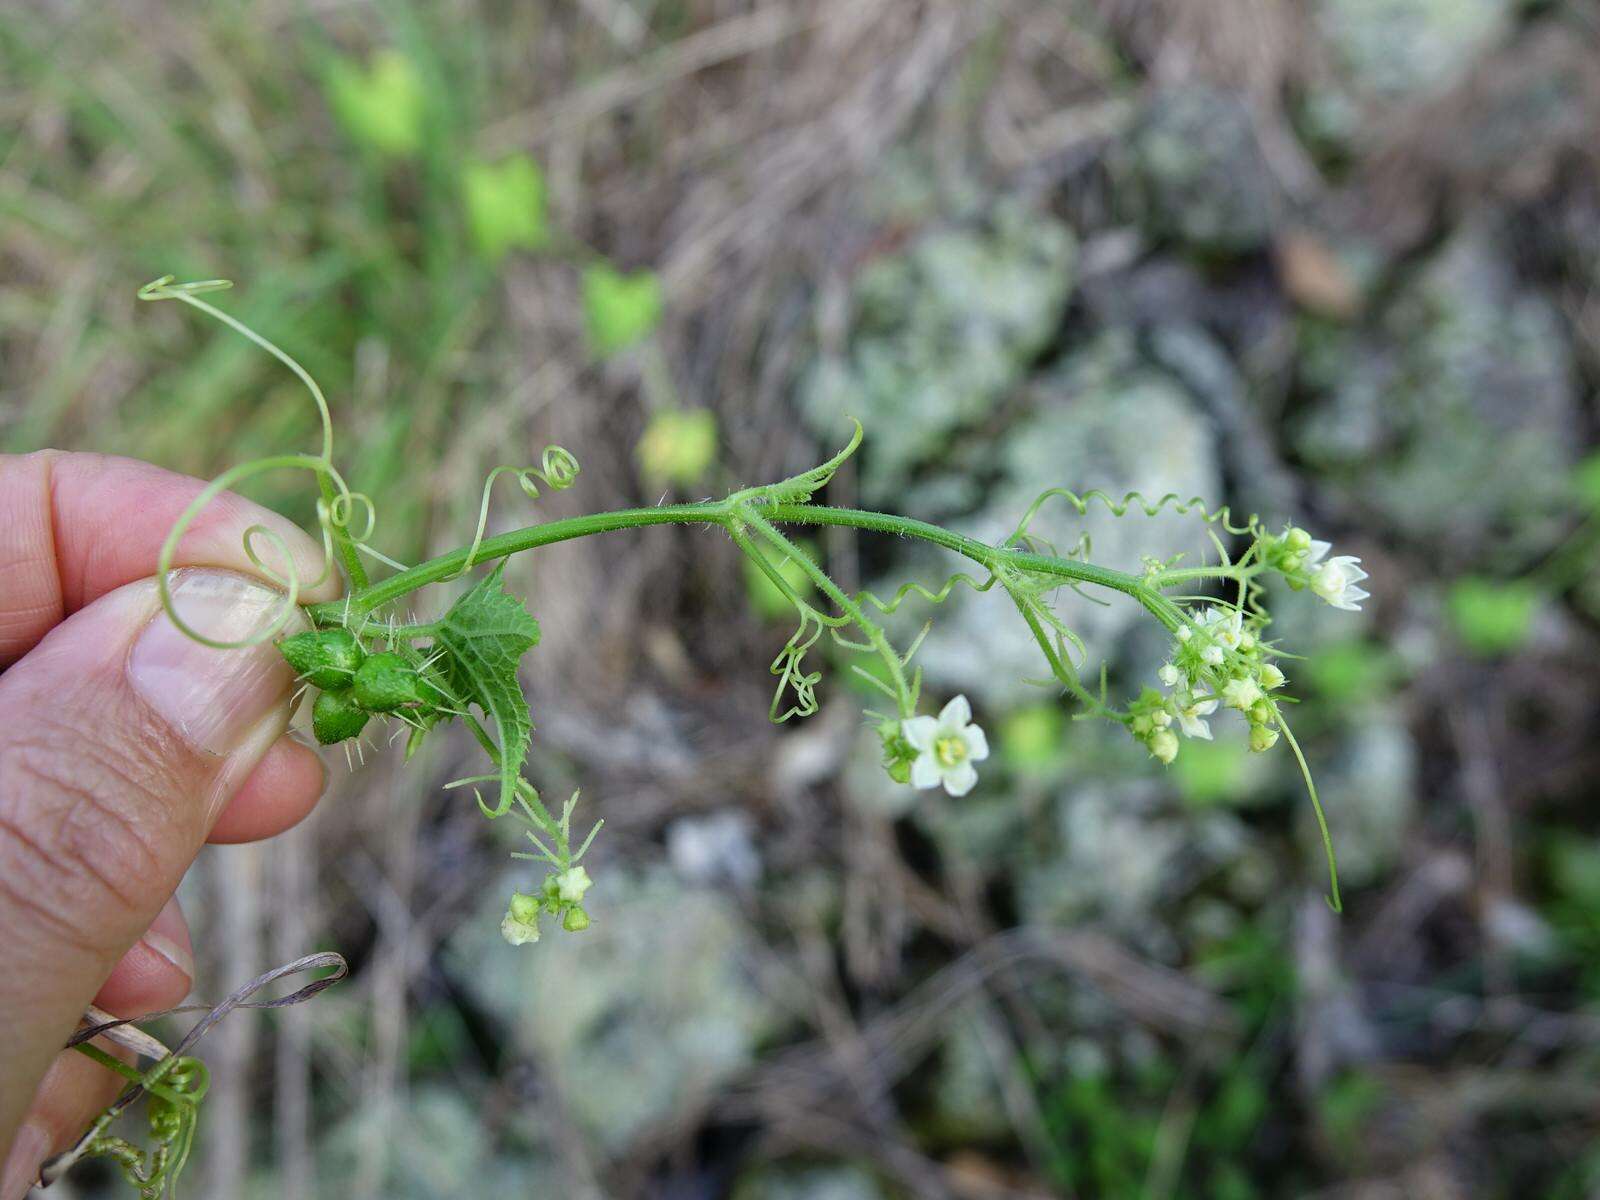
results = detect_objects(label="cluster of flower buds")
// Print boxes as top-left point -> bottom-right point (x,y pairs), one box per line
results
1131,605 -> 1291,763
1266,526 -> 1369,612
501,864 -> 593,945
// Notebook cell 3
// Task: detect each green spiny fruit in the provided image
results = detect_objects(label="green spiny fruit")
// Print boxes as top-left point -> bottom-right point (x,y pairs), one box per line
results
351,651 -> 426,712
312,687 -> 370,745
280,628 -> 365,689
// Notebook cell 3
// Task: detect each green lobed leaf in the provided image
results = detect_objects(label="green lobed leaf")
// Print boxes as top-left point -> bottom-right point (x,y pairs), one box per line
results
582,262 -> 662,356
1446,577 -> 1540,657
462,155 -> 548,263
435,561 -> 541,815
324,49 -> 426,158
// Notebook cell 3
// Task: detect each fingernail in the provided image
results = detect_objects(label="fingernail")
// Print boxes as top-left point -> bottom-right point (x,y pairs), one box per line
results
128,570 -> 296,756
140,895 -> 194,987
1,1123 -> 47,1200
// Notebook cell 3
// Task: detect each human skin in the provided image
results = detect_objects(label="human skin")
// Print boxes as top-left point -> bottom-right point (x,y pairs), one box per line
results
0,452 -> 337,1199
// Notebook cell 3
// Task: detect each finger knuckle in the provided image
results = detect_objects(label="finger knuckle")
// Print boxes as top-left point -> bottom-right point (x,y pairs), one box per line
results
0,736 -> 167,953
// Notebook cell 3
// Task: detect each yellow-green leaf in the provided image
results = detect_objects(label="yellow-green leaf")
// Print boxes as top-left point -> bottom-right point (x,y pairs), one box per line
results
636,407 -> 716,490
583,263 -> 662,356
325,49 -> 426,158
463,155 -> 548,263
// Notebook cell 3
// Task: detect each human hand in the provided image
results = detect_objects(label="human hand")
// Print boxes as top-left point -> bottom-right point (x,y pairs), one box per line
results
0,452 -> 339,1198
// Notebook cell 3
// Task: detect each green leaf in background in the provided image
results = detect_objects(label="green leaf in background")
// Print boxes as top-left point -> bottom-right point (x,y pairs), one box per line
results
1172,737 -> 1252,808
463,155 -> 548,263
743,538 -> 815,619
636,407 -> 716,490
435,561 -> 541,816
998,704 -> 1066,774
1303,638 -> 1398,707
1446,577 -> 1541,656
325,49 -> 426,158
583,262 -> 662,356
1575,451 -> 1600,512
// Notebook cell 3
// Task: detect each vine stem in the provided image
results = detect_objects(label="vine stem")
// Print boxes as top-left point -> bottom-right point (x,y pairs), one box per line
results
306,501 -> 1170,626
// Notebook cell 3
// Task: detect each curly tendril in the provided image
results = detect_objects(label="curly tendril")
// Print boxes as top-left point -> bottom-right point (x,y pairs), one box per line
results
1009,486 -> 1262,552
445,446 -> 582,582
140,276 -> 396,647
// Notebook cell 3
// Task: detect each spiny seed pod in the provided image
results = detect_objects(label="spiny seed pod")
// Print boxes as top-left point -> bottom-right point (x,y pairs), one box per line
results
312,687 -> 370,745
352,651 -> 425,712
280,628 -> 366,689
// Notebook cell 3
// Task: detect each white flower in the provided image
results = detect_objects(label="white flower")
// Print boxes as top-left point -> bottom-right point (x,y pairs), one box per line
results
1197,606 -> 1245,650
501,891 -> 542,946
902,695 -> 989,797
1174,694 -> 1218,740
1158,662 -> 1182,687
555,865 -> 592,904
1148,728 -> 1179,764
1259,662 -> 1286,690
1221,677 -> 1263,711
1304,542 -> 1369,611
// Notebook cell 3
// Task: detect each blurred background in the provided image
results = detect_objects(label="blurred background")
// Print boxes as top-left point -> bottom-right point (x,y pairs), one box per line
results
5,1 -> 1600,1197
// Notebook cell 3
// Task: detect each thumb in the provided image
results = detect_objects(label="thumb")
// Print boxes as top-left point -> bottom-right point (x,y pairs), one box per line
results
0,568 -> 298,1142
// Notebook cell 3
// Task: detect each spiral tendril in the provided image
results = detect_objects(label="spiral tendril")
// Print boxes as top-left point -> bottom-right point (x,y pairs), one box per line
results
446,446 -> 582,582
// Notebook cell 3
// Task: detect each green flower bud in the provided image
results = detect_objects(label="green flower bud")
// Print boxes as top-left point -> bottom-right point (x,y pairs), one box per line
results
562,905 -> 591,932
507,891 -> 540,925
312,687 -> 370,745
1249,724 -> 1280,753
352,651 -> 425,712
280,628 -> 365,689
1148,728 -> 1179,764
1248,699 -> 1274,726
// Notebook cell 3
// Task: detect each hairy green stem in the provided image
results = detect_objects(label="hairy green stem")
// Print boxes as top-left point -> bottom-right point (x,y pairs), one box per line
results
307,500 -> 1170,627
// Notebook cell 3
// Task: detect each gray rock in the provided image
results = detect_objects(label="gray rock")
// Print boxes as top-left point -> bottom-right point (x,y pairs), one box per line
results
668,810 -> 762,888
909,333 -> 1222,708
1128,86 -> 1276,253
1296,226 -> 1580,559
1303,707 -> 1416,889
297,1087 -> 565,1200
449,866 -> 785,1156
801,200 -> 1076,503
1317,0 -> 1510,101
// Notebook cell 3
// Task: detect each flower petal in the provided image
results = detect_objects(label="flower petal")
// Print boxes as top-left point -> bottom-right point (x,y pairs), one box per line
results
939,694 -> 972,730
964,725 -> 990,761
910,752 -> 943,789
901,715 -> 938,750
943,761 -> 978,797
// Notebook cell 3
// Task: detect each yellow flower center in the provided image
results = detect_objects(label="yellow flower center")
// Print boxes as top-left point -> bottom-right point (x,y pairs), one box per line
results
935,734 -> 968,768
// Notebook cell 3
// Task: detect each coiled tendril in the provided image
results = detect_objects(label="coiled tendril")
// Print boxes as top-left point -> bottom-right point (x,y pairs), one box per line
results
445,446 -> 582,582
139,277 -> 387,648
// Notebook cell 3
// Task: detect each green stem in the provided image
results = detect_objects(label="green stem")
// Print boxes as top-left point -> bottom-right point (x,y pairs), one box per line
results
308,501 -> 1163,626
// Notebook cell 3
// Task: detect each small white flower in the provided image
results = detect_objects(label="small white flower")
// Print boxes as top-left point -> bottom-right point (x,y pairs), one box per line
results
555,865 -> 592,904
902,695 -> 989,797
1201,643 -> 1225,667
1310,555 -> 1370,611
1158,662 -> 1182,687
1148,728 -> 1179,764
501,891 -> 542,946
1259,662 -> 1286,690
1174,694 -> 1218,740
1221,677 -> 1263,711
